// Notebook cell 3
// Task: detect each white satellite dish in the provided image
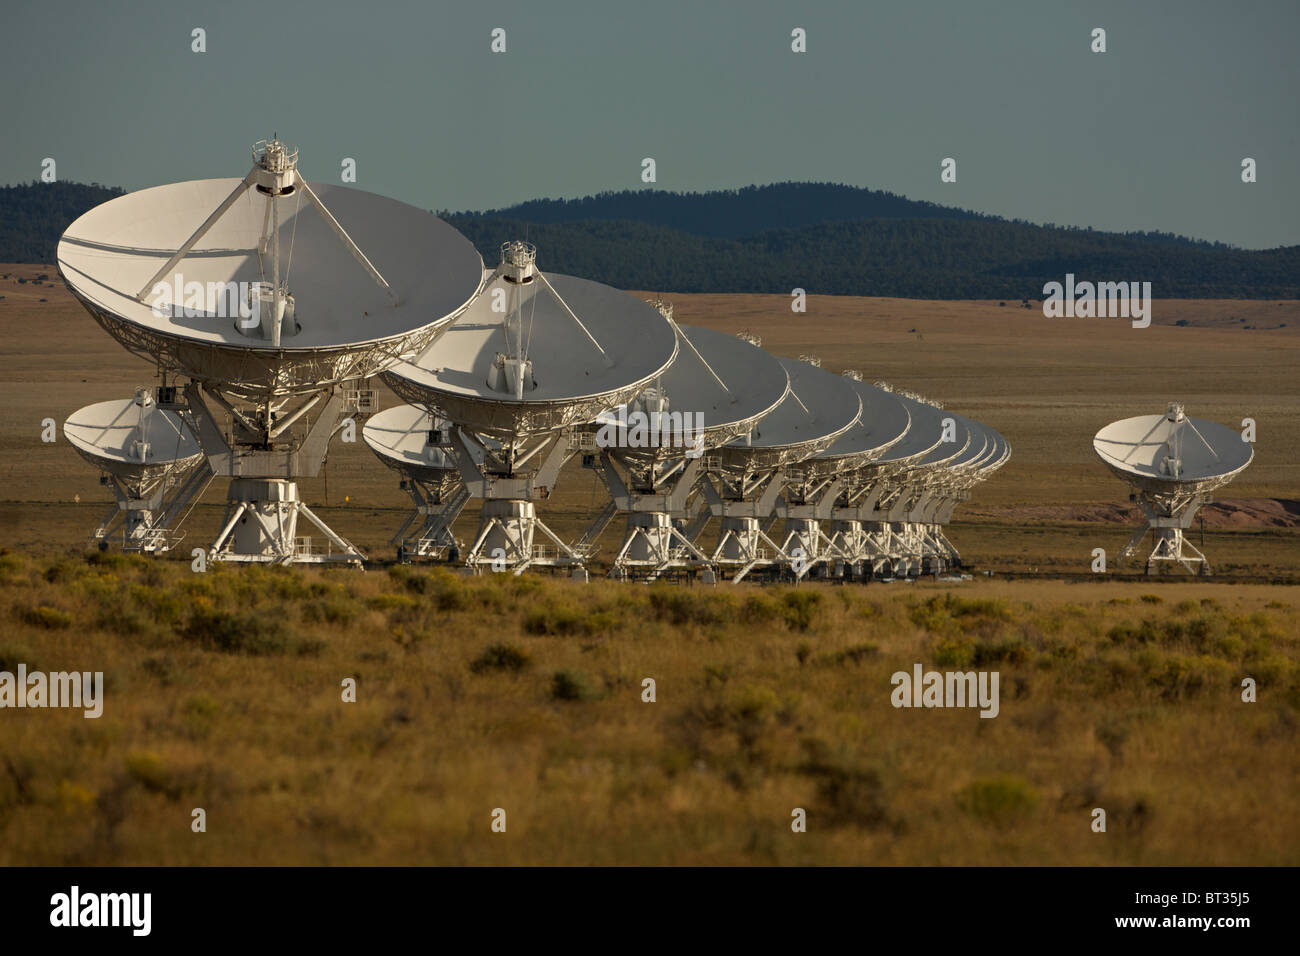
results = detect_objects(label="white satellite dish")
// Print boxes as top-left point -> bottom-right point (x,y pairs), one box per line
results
576,320 -> 790,580
362,404 -> 467,561
828,391 -> 948,578
58,149 -> 483,398
64,389 -> 210,553
912,415 -> 1003,570
1094,402 -> 1252,574
778,376 -> 912,578
702,355 -> 862,581
384,241 -> 679,574
58,139 -> 485,565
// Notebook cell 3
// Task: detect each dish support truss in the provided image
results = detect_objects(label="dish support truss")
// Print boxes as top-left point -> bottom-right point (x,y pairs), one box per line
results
1118,485 -> 1213,575
450,426 -> 591,577
825,464 -> 947,579
773,464 -> 865,581
90,456 -> 213,554
697,460 -> 792,583
183,381 -> 369,565
392,472 -> 471,563
578,445 -> 715,581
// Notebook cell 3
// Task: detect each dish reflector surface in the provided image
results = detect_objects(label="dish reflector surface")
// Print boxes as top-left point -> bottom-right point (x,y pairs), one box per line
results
58,179 -> 484,391
65,398 -> 202,477
1093,409 -> 1252,489
385,272 -> 678,439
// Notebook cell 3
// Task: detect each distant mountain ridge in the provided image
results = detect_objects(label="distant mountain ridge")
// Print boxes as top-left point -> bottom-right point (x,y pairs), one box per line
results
4,180 -> 1296,298
0,181 -> 125,263
443,182 -> 1226,249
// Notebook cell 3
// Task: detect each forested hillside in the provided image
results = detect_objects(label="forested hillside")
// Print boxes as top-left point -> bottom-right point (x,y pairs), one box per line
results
5,180 -> 1296,298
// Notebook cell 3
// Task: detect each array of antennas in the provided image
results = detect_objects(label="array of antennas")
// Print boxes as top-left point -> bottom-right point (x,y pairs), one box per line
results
874,381 -> 942,408
59,135 -> 1026,580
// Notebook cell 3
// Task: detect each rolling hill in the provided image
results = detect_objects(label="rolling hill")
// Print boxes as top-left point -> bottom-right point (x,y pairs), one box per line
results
4,180 -> 1297,299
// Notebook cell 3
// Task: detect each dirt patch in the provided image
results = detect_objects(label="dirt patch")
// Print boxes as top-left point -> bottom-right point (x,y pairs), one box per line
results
968,498 -> 1300,529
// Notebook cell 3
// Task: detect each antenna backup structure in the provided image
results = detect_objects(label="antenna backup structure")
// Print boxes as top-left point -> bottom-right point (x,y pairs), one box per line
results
1093,403 -> 1252,575
58,138 -> 485,563
384,241 -> 679,575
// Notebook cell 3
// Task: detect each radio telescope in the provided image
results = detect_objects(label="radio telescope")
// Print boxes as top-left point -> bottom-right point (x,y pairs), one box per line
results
1094,403 -> 1252,574
775,370 -> 910,579
574,316 -> 789,581
828,390 -> 947,579
362,404 -> 466,562
384,241 -> 679,575
64,389 -> 210,553
906,417 -> 998,571
925,423 -> 1010,568
700,355 -> 861,581
58,138 -> 485,564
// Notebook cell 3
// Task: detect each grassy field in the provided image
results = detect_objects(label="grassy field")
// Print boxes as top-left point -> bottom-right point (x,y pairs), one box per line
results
0,552 -> 1296,865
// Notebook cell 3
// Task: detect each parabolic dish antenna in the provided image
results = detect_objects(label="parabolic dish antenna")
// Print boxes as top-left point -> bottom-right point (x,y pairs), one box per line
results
718,356 -> 862,470
870,393 -> 947,467
776,375 -> 911,580
812,379 -> 911,471
384,241 -> 680,575
64,391 -> 210,554
59,139 -> 487,567
65,395 -> 202,476
1093,405 -> 1252,493
363,404 -> 466,562
578,321 -> 790,580
385,256 -> 679,441
705,356 -> 862,581
931,422 -> 1012,558
1093,402 -> 1252,575
58,142 -> 484,398
824,390 -> 950,579
590,323 -> 790,459
362,403 -> 457,481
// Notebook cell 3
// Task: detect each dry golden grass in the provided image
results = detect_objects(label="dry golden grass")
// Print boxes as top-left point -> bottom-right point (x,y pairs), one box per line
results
0,551 -> 1296,865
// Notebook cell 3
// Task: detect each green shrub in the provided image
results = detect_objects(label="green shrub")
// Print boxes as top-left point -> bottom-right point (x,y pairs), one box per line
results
781,590 -> 823,631
550,669 -> 598,701
649,587 -> 737,628
470,643 -> 531,674
957,775 -> 1040,825
832,642 -> 878,666
17,604 -> 73,629
179,607 -> 289,655
0,644 -> 39,672
182,694 -> 220,719
933,638 -> 975,667
523,603 -> 586,636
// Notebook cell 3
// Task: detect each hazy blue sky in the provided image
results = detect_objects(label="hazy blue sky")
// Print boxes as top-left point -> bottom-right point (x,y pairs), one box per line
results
2,0 -> 1296,248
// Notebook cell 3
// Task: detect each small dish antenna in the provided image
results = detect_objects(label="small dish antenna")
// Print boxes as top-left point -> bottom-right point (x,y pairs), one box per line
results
1093,403 -> 1252,574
